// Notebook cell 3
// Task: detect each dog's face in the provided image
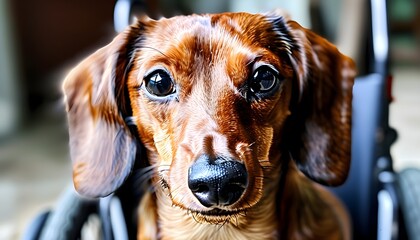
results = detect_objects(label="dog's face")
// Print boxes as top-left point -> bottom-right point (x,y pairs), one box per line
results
130,13 -> 296,220
63,12 -> 355,224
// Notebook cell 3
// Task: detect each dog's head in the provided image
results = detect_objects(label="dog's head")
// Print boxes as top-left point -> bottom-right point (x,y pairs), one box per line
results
63,12 -> 355,224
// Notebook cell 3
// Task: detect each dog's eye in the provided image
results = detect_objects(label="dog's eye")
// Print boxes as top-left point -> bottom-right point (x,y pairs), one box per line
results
250,67 -> 278,93
247,65 -> 281,100
144,70 -> 175,97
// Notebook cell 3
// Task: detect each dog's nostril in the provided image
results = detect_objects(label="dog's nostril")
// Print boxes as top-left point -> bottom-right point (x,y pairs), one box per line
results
188,155 -> 248,207
192,183 -> 209,193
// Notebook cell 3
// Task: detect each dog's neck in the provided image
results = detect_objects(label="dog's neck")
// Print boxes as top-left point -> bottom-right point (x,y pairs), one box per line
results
276,166 -> 347,240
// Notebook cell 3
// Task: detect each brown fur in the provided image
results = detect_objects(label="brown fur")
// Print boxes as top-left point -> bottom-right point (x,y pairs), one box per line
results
63,12 -> 355,240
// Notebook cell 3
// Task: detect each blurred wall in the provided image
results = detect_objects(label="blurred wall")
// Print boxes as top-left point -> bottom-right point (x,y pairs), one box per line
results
229,0 -> 311,28
0,0 -> 21,138
8,0 -> 116,118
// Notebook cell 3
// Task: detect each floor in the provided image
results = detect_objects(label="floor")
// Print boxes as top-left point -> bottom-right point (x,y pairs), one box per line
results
0,110 -> 71,240
0,61 -> 419,240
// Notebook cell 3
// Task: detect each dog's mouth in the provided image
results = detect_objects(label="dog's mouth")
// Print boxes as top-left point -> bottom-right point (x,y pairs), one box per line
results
196,208 -> 241,216
187,208 -> 247,225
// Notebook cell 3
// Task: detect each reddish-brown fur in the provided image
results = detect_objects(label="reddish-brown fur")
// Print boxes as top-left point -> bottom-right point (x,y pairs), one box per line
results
63,11 -> 355,239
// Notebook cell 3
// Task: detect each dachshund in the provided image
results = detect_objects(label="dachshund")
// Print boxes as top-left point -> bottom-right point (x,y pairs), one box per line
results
63,11 -> 355,240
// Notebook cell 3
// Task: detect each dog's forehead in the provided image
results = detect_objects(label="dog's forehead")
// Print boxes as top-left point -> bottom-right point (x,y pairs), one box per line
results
137,13 -> 288,84
148,12 -> 275,45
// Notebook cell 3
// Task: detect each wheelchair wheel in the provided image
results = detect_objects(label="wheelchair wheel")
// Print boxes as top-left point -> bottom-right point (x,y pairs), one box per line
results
38,186 -> 98,240
398,168 -> 420,240
22,210 -> 50,240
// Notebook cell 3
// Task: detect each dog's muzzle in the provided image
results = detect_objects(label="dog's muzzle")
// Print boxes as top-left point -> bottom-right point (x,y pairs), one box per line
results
188,155 -> 248,207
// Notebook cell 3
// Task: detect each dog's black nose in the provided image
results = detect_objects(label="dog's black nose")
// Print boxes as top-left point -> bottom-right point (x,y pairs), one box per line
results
188,155 -> 248,207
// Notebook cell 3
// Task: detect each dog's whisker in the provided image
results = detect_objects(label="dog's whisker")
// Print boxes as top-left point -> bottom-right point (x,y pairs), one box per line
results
219,219 -> 229,229
124,116 -> 138,126
167,184 -> 186,203
191,212 -> 199,223
234,214 -> 240,227
141,45 -> 169,58
245,200 -> 253,209
158,165 -> 170,172
133,165 -> 157,179
132,172 -> 161,194
147,185 -> 157,193
238,211 -> 247,217
132,171 -> 154,186
176,189 -> 191,207
136,164 -> 159,174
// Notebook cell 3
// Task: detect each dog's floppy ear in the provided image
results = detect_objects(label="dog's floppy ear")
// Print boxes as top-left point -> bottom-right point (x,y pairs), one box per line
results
63,23 -> 143,197
268,16 -> 356,186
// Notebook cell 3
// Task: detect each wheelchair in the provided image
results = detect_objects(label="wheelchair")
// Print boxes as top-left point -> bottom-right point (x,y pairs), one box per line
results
23,0 -> 420,239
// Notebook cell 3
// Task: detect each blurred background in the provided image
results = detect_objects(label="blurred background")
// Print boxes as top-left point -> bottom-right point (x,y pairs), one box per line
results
0,0 -> 419,239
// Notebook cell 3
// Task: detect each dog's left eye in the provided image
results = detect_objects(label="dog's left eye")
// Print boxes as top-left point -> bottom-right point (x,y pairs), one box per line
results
247,65 -> 281,100
144,70 -> 175,97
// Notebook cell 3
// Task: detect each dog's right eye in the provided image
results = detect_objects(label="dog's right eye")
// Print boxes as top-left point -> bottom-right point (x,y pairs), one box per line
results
243,64 -> 282,101
144,70 -> 175,97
